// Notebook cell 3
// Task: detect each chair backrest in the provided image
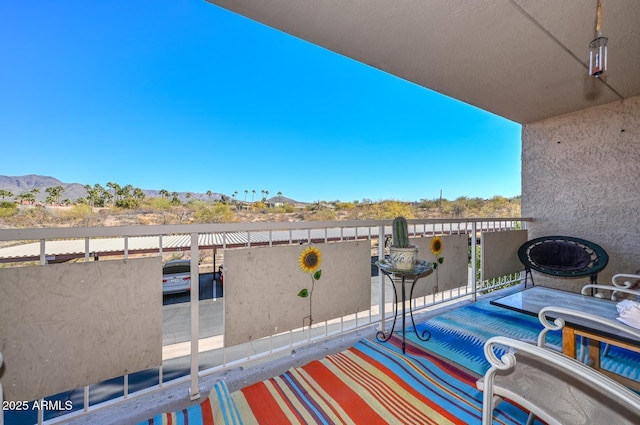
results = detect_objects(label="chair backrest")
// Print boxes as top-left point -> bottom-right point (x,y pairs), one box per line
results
582,282 -> 640,301
518,236 -> 608,279
537,305 -> 640,346
480,305 -> 640,425
480,335 -> 640,425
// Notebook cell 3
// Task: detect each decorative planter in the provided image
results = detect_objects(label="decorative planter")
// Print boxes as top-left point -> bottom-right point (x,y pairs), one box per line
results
389,246 -> 419,271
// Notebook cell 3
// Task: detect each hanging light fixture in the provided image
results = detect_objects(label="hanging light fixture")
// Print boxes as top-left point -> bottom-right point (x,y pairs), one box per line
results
588,0 -> 608,78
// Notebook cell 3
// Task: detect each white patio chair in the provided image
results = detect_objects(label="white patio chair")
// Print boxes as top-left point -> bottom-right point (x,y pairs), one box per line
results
478,306 -> 640,425
582,273 -> 640,300
581,275 -> 640,359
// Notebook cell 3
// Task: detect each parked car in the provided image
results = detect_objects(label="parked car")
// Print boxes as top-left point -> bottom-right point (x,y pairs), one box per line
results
162,259 -> 192,294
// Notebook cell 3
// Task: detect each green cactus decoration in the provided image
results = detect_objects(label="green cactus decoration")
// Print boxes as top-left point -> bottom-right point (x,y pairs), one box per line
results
392,216 -> 410,248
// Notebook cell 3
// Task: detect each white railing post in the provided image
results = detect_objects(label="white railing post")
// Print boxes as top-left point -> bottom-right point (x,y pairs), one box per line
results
471,222 -> 478,302
39,239 -> 46,265
189,233 -> 200,400
0,352 -> 3,425
377,225 -> 386,332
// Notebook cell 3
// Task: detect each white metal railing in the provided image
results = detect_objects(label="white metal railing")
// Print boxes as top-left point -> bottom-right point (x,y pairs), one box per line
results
0,217 -> 530,424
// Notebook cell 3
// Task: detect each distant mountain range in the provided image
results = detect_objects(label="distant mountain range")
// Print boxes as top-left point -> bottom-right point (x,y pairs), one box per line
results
0,174 -> 224,203
0,175 -> 302,205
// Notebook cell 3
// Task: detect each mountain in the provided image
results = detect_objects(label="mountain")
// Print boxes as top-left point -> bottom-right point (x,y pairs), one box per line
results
0,175 -> 87,202
0,175 -> 223,203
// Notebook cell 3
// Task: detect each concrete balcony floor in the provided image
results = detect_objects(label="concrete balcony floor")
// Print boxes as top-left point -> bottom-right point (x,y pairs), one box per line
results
60,291 -> 480,425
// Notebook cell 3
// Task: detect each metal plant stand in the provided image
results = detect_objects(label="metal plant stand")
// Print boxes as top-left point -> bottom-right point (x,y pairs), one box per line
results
375,259 -> 433,353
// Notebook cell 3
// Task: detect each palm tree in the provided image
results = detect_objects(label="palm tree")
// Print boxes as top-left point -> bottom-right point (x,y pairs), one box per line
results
45,186 -> 64,204
0,189 -> 14,201
251,189 -> 256,202
22,192 -> 36,204
206,190 -> 213,202
29,188 -> 40,203
106,182 -> 121,205
159,189 -> 170,198
244,190 -> 248,202
133,188 -> 145,202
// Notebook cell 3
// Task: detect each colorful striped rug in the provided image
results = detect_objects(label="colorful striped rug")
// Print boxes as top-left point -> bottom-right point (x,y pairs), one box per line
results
140,299 -> 640,424
410,299 -> 640,380
231,336 -> 535,424
141,379 -> 242,425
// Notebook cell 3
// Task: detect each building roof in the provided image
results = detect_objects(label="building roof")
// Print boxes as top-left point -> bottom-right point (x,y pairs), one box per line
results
206,0 -> 640,124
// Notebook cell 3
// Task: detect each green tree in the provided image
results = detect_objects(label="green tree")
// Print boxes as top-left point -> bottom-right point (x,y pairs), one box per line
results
18,192 -> 36,204
30,188 -> 40,204
106,182 -> 121,205
133,187 -> 145,202
45,185 -> 64,204
0,189 -> 14,200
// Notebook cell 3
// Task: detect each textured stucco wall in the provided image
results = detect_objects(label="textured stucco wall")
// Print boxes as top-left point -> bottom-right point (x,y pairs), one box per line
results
224,241 -> 371,347
0,258 -> 162,401
481,230 -> 528,280
522,96 -> 640,291
410,234 -> 469,297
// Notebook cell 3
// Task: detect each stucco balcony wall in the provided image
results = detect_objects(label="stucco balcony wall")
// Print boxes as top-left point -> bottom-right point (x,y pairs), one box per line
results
522,96 -> 640,291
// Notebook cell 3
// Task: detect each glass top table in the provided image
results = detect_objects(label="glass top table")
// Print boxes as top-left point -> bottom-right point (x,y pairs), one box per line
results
491,286 -> 640,390
491,286 -> 638,345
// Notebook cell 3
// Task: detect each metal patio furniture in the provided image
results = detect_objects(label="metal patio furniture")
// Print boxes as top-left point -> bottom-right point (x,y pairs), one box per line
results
518,236 -> 609,287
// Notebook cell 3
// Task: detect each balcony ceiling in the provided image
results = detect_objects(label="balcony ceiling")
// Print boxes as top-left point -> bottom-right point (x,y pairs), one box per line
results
205,0 -> 640,124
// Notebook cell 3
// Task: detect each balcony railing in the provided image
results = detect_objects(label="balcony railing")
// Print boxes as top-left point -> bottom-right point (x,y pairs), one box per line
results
0,217 -> 530,424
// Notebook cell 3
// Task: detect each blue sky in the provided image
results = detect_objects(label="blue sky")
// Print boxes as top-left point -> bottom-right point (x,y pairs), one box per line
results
1,0 -> 521,203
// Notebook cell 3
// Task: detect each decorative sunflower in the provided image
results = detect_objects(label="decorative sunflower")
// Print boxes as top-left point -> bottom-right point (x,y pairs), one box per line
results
299,246 -> 322,274
431,237 -> 443,257
431,236 -> 444,269
297,245 -> 322,327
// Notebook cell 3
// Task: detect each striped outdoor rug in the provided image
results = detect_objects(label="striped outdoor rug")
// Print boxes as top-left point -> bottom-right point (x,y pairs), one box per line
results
141,379 -> 243,425
141,299 -> 640,424
231,336 -> 535,424
410,299 -> 640,380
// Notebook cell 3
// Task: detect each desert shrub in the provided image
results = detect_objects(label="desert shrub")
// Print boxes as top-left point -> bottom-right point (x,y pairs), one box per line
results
272,203 -> 295,213
115,198 -> 139,209
308,208 -> 337,221
363,200 -> 415,220
334,201 -> 356,210
61,204 -> 95,219
145,197 -> 174,210
0,202 -> 18,217
193,203 -> 235,223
